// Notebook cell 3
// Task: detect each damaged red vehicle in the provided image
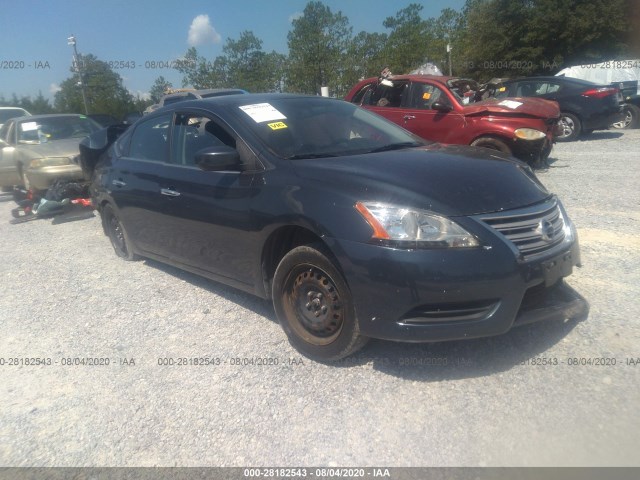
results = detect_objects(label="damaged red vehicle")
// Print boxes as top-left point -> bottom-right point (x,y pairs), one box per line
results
345,75 -> 561,165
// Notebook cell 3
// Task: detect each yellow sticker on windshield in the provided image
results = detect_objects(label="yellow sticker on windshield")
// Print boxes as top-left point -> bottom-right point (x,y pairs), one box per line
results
498,86 -> 506,92
422,92 -> 431,100
268,122 -> 288,130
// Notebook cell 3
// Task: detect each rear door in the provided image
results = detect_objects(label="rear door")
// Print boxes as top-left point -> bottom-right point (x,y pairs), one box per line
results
108,112 -> 172,255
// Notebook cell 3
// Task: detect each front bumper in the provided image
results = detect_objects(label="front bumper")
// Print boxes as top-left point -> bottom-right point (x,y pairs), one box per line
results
327,215 -> 586,342
26,164 -> 84,190
510,133 -> 554,163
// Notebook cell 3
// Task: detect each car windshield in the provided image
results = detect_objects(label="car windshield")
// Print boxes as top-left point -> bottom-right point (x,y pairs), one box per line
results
17,116 -> 101,144
0,109 -> 28,123
235,97 -> 426,159
446,78 -> 482,105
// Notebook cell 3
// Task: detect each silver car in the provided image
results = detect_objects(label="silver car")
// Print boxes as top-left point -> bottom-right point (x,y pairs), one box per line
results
0,114 -> 101,191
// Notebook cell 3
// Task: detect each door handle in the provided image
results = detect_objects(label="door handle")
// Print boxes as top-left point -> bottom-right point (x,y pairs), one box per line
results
112,179 -> 126,187
160,188 -> 181,197
403,115 -> 416,121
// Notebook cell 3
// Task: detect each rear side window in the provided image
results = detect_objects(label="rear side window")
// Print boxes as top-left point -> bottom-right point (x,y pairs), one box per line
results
366,81 -> 409,108
516,82 -> 561,96
128,114 -> 172,162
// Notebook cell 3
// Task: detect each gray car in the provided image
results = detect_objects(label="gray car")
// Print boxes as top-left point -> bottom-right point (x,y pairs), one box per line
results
0,114 -> 101,192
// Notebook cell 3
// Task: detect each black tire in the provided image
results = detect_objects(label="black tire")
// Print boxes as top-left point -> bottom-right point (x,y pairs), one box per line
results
469,136 -> 512,155
102,204 -> 138,260
556,112 -> 581,141
272,243 -> 369,361
611,104 -> 640,129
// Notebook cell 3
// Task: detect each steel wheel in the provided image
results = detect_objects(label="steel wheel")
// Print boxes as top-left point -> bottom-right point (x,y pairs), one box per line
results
272,244 -> 368,361
284,265 -> 344,345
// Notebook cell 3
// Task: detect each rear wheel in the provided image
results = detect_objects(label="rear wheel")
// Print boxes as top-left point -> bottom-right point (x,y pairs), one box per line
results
611,104 -> 640,129
470,136 -> 512,155
556,113 -> 581,141
272,244 -> 368,362
102,204 -> 138,260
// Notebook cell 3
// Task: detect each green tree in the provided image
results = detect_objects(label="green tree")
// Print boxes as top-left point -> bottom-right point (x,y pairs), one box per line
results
149,76 -> 174,103
0,92 -> 54,114
343,31 -> 388,87
174,35 -> 286,92
381,4 -> 435,74
457,0 -> 633,79
220,31 -> 287,92
54,54 -> 135,117
287,1 -> 353,96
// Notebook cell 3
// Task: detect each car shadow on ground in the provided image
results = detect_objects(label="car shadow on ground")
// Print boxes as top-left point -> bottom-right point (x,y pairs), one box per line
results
578,131 -> 624,141
143,257 -> 586,382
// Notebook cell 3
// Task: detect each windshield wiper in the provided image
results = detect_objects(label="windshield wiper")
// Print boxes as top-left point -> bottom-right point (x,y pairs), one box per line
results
368,142 -> 422,153
285,153 -> 338,160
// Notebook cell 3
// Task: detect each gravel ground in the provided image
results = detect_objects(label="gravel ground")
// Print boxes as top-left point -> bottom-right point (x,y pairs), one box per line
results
0,129 -> 639,467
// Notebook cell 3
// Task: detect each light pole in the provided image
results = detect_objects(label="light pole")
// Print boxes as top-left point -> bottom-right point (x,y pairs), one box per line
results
67,35 -> 89,115
447,43 -> 453,76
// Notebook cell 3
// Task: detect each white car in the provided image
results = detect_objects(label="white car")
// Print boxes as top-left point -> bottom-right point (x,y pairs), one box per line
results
0,107 -> 31,130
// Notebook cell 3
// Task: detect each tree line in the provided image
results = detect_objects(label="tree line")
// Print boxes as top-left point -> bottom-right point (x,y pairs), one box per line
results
2,0 -> 634,116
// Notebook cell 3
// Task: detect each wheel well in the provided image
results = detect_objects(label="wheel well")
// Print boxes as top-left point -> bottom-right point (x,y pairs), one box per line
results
470,135 -> 512,153
261,226 -> 324,299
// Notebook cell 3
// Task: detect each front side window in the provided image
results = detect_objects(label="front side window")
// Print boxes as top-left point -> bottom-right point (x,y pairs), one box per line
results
408,83 -> 452,110
128,113 -> 171,162
171,114 -> 236,166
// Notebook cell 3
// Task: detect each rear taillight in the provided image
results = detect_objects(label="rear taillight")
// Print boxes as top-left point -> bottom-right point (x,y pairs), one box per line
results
582,87 -> 619,98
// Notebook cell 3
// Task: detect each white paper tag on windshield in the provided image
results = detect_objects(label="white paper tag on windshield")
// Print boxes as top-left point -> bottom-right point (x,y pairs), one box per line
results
239,103 -> 286,123
498,100 -> 523,109
21,121 -> 38,131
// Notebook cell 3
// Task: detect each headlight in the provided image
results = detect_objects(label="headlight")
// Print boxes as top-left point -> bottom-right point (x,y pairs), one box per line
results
514,128 -> 546,140
355,202 -> 479,248
29,157 -> 72,168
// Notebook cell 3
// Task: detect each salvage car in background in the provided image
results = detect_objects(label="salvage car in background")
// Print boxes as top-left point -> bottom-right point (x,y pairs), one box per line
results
345,75 -> 561,166
85,93 -> 587,361
496,76 -> 624,141
0,107 -> 31,130
0,114 -> 101,192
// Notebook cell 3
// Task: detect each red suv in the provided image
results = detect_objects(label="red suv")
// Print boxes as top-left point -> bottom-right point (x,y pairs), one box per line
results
345,75 -> 561,166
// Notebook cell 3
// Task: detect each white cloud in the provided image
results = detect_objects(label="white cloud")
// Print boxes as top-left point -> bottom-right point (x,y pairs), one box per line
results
129,90 -> 151,100
188,14 -> 221,46
49,83 -> 62,95
289,12 -> 303,23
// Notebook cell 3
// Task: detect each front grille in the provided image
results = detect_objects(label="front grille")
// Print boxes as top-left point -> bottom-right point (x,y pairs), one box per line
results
481,200 -> 566,259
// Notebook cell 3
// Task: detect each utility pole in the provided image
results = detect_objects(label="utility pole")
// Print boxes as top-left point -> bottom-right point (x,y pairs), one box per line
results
67,35 -> 89,115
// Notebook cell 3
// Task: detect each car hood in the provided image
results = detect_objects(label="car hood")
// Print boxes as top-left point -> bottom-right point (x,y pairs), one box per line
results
464,97 -> 560,119
17,138 -> 83,159
292,144 -> 550,217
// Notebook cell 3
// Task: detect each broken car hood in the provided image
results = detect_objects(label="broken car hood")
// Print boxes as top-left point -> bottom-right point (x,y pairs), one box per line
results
463,97 -> 560,119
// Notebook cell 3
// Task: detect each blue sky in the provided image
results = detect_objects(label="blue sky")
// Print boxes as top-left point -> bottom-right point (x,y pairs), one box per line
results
0,0 -> 465,102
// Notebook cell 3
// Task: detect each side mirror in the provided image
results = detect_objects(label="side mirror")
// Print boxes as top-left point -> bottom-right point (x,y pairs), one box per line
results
195,146 -> 240,171
432,101 -> 453,113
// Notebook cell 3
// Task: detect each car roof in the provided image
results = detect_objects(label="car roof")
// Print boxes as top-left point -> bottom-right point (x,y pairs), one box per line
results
503,76 -> 599,86
9,113 -> 88,122
152,92 -> 333,114
360,74 -> 459,85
